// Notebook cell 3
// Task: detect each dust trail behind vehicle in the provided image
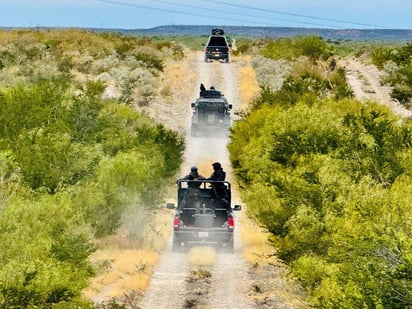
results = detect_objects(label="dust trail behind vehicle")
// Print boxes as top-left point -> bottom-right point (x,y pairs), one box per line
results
140,52 -> 254,308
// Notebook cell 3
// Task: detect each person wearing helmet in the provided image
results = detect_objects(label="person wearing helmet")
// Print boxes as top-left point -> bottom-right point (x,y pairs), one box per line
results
179,166 -> 205,187
208,162 -> 225,182
177,166 -> 205,211
208,162 -> 229,210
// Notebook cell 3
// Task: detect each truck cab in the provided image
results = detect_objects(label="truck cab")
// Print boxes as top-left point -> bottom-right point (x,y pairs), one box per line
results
190,87 -> 232,137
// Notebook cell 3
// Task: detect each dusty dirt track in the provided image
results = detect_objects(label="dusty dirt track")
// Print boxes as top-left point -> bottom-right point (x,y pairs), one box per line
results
342,57 -> 412,119
138,52 -> 307,309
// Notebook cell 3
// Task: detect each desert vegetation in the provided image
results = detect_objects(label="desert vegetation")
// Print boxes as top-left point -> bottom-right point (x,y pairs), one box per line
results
370,43 -> 412,106
1,28 -> 411,308
229,36 -> 412,308
0,29 -> 185,307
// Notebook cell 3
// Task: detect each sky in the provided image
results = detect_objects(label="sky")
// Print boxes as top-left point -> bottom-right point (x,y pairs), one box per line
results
2,0 -> 412,30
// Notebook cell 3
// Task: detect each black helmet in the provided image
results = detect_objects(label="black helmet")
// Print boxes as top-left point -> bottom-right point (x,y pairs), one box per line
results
212,162 -> 221,170
191,166 -> 198,172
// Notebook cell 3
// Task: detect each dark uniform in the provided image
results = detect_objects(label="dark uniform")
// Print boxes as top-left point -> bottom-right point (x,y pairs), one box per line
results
178,166 -> 205,211
208,162 -> 229,210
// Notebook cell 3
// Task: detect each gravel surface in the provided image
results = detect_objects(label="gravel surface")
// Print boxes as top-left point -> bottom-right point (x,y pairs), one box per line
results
342,57 -> 412,119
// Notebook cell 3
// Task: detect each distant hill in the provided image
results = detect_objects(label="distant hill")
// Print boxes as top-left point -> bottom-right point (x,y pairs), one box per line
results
2,25 -> 411,41
122,25 -> 412,41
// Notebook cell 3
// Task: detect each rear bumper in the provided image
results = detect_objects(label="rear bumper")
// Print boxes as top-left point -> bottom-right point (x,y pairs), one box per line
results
174,228 -> 233,245
205,51 -> 229,60
194,123 -> 230,130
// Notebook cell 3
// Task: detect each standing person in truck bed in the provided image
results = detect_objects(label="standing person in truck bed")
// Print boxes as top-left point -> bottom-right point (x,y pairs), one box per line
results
208,162 -> 229,210
177,166 -> 205,211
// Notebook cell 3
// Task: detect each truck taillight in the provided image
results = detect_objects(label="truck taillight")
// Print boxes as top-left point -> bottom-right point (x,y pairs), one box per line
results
173,215 -> 180,229
228,215 -> 234,230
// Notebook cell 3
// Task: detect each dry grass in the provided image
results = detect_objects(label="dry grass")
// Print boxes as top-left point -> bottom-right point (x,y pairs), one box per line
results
144,51 -> 197,131
239,211 -> 279,265
160,59 -> 195,103
82,248 -> 158,299
83,209 -> 173,301
188,246 -> 216,266
188,268 -> 212,281
237,55 -> 260,111
239,211 -> 309,308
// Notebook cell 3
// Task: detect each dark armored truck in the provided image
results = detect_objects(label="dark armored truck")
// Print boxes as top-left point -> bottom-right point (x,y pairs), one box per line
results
167,179 -> 241,252
190,86 -> 232,137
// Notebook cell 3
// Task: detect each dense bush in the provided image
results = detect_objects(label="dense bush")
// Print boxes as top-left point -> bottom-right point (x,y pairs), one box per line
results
261,36 -> 333,62
0,192 -> 95,308
229,37 -> 412,307
251,55 -> 290,92
251,66 -> 353,109
0,29 -> 184,106
0,30 -> 185,307
252,37 -> 352,110
230,98 -> 412,308
371,43 -> 412,105
0,77 -> 184,306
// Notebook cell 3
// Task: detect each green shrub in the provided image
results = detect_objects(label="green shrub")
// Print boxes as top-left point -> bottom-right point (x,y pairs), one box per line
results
133,52 -> 164,72
370,43 -> 412,105
229,94 -> 412,307
389,65 -> 412,103
294,36 -> 331,61
371,47 -> 392,69
0,29 -> 185,306
0,194 -> 95,307
261,36 -> 332,62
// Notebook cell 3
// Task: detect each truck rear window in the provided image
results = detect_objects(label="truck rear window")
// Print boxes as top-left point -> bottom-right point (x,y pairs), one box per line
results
207,36 -> 227,47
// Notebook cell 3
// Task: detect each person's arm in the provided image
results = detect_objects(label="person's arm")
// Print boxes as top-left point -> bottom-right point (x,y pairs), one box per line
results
208,172 -> 216,181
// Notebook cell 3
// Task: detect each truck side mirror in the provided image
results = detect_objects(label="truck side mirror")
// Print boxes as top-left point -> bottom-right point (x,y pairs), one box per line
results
233,205 -> 241,211
166,203 -> 175,209
228,104 -> 232,110
191,102 -> 196,109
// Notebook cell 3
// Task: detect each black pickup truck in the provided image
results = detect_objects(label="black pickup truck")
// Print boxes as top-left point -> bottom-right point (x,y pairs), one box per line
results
167,179 -> 241,252
203,28 -> 230,63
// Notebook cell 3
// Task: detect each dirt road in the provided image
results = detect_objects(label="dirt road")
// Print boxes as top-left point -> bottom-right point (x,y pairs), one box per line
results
139,53 -> 255,309
342,57 -> 412,119
139,52 -> 307,309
